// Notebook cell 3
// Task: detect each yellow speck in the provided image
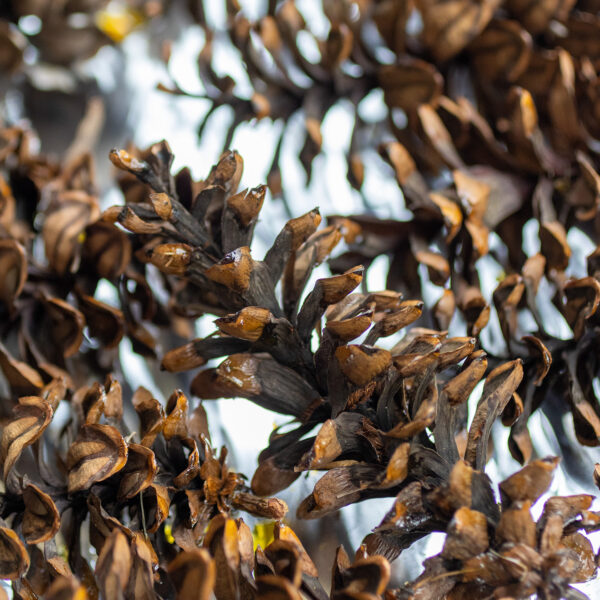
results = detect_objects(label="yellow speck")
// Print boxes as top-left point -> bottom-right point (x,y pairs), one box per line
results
95,5 -> 144,42
77,231 -> 86,244
58,543 -> 69,562
496,269 -> 506,283
252,521 -> 274,551
164,523 -> 175,544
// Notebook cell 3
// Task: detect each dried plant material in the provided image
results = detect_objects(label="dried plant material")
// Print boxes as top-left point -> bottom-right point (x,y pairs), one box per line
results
99,139 -> 600,600
1,398 -> 53,479
365,300 -> 424,344
325,307 -> 374,342
540,221 -> 571,272
152,9 -> 600,564
95,530 -> 132,600
417,0 -> 501,61
506,0 -> 576,34
563,277 -> 600,338
441,507 -> 489,559
44,576 -> 87,600
133,387 -> 164,446
77,292 -> 126,349
43,191 -> 101,275
522,335 -> 552,385
205,247 -> 253,293
0,122 -> 204,421
127,534 -> 155,600
3,15 -> 600,589
433,290 -> 456,330
163,389 -> 189,440
0,364 -> 296,597
465,360 -> 524,469
215,307 -> 272,341
22,483 -> 60,544
67,424 -> 128,492
104,377 -> 123,422
379,59 -> 443,110
455,283 -> 490,337
149,243 -> 193,275
500,456 -> 560,505
496,501 -> 536,547
469,20 -> 533,83
83,221 -> 132,279
443,350 -> 488,405
116,443 -> 157,501
0,525 -> 30,579
161,341 -> 216,372
1,0 -> 161,71
0,240 -> 27,306
335,345 -> 392,387
0,343 -> 45,397
168,549 -> 216,600
493,274 -> 525,346
231,493 -> 288,520
193,353 -> 322,418
40,295 -> 86,358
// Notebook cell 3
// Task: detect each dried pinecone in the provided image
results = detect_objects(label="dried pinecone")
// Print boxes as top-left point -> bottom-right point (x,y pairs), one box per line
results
105,143 -> 425,498
0,133 -> 596,598
0,375 -> 287,598
104,140 -> 600,596
389,458 -> 599,599
105,143 -> 520,514
159,0 -> 600,469
0,374 -> 597,598
168,1 -> 600,201
0,122 -> 194,407
330,154 -> 600,469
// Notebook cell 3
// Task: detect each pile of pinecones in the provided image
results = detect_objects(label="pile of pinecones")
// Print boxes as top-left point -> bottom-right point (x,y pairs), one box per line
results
2,0 -> 600,598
